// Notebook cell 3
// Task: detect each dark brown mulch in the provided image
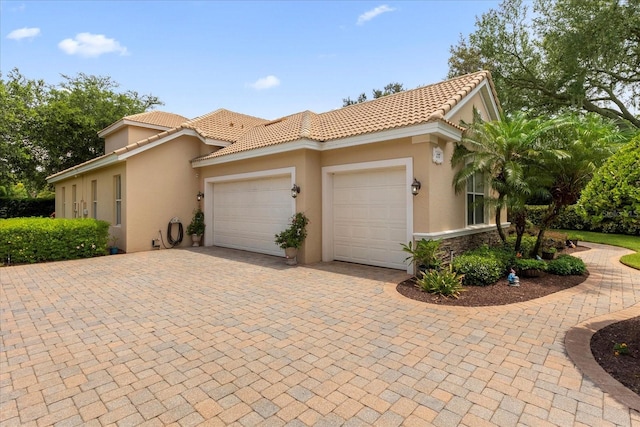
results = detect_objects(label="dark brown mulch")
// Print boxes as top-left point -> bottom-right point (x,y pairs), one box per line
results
591,317 -> 640,396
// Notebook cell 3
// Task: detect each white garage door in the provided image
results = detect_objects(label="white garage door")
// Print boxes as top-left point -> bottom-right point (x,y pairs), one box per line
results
212,175 -> 292,256
332,167 -> 407,270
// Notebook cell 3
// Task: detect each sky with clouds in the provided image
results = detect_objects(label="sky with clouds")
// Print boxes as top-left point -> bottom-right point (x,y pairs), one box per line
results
1,1 -> 500,120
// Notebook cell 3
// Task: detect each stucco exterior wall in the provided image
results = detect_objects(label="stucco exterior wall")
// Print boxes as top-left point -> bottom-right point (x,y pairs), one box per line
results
125,135 -> 202,253
104,125 -> 167,153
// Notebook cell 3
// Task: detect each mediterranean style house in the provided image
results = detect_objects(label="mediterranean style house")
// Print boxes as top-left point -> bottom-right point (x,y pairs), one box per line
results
47,71 -> 504,273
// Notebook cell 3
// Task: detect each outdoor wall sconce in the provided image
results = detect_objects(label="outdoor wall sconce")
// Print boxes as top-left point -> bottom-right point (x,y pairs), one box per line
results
291,184 -> 301,199
411,178 -> 422,196
197,191 -> 204,201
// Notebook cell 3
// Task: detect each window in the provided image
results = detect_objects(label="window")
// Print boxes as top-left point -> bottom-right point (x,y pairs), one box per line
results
467,172 -> 485,225
72,185 -> 77,218
61,187 -> 66,218
114,175 -> 122,225
91,180 -> 97,219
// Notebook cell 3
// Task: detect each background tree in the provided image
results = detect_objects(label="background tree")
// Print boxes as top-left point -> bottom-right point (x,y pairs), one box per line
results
343,82 -> 405,106
577,135 -> 640,235
0,69 -> 162,195
448,0 -> 640,128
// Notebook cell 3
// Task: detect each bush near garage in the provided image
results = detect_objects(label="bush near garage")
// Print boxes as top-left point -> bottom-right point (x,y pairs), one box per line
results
452,253 -> 504,286
0,218 -> 110,265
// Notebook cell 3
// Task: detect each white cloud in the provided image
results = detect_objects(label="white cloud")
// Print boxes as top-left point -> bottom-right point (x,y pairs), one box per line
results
7,27 -> 40,40
248,75 -> 281,90
357,5 -> 395,25
58,32 -> 129,58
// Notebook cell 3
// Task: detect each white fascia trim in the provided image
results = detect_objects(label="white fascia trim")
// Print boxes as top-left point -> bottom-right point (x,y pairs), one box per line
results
47,154 -> 119,184
202,167 -> 297,248
117,128 -> 204,160
203,138 -> 232,148
98,119 -> 172,138
444,80 -> 500,122
192,139 -> 322,167
192,123 -> 462,168
322,157 -> 414,274
414,222 -> 510,240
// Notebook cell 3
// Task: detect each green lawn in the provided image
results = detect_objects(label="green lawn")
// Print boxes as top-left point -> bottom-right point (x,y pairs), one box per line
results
559,229 -> 640,270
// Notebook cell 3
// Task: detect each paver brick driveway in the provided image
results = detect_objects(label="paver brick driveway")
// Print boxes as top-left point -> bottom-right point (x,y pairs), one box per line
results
2,243 -> 639,426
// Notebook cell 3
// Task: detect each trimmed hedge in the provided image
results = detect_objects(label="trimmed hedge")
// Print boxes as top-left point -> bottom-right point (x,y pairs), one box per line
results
0,197 -> 55,219
452,250 -> 505,286
546,254 -> 586,276
0,218 -> 110,265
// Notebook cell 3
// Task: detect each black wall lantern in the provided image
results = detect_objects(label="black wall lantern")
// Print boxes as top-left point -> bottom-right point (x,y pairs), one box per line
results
411,178 -> 421,196
197,191 -> 204,201
291,184 -> 301,198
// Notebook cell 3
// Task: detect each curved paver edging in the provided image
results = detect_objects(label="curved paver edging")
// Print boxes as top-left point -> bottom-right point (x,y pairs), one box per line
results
565,304 -> 640,412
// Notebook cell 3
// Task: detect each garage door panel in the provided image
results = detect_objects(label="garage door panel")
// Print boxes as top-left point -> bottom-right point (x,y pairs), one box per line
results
213,175 -> 291,256
332,167 -> 407,270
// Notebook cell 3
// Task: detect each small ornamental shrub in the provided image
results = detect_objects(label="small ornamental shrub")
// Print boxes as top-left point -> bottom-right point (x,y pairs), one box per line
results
507,235 -> 537,257
415,268 -> 464,298
452,254 -> 502,286
546,254 -> 586,276
401,238 -> 443,270
613,343 -> 630,356
514,258 -> 547,273
274,212 -> 309,249
0,217 -> 109,264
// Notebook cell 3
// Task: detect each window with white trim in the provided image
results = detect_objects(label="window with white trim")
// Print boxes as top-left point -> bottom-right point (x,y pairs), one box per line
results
91,180 -> 97,219
72,185 -> 77,218
114,175 -> 122,225
467,172 -> 485,225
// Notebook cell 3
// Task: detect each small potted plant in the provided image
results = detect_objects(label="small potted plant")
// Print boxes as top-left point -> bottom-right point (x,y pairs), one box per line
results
108,234 -> 119,255
274,212 -> 309,265
541,246 -> 557,260
401,238 -> 443,276
187,208 -> 205,246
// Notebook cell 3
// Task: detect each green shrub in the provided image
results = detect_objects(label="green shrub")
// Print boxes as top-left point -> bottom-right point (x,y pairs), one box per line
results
0,197 -> 55,219
506,235 -> 537,257
401,238 -> 443,270
0,218 -> 110,264
415,268 -> 464,298
452,254 -> 503,286
547,254 -> 586,276
514,258 -> 547,273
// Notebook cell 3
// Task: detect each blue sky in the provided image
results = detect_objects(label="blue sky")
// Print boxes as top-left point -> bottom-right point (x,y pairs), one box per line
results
1,1 -> 499,120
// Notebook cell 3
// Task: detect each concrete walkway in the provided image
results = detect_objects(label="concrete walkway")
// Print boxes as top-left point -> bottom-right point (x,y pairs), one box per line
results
1,243 -> 639,426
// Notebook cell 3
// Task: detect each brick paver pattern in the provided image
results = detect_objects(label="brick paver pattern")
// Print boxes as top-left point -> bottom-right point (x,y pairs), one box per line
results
1,242 -> 639,426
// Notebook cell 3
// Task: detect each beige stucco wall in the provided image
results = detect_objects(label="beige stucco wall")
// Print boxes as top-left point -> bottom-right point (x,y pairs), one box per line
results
104,125 -> 167,153
54,163 -> 127,248
125,135 -> 202,253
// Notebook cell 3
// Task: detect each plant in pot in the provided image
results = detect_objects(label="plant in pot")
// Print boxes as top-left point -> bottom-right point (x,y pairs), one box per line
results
108,234 -> 119,255
274,212 -> 309,265
401,238 -> 443,276
186,208 -> 205,247
514,257 -> 547,277
541,246 -> 557,260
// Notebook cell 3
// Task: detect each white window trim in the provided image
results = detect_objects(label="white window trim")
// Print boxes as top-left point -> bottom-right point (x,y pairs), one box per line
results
321,158 -> 414,274
466,172 -> 488,227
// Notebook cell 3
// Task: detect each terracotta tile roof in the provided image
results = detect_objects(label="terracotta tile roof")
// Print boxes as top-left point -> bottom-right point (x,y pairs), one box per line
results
181,109 -> 268,143
123,111 -> 188,128
198,70 -> 495,160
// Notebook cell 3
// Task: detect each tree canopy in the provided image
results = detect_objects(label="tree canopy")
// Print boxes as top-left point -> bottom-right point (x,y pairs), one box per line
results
343,82 -> 405,106
448,0 -> 640,128
0,69 -> 162,195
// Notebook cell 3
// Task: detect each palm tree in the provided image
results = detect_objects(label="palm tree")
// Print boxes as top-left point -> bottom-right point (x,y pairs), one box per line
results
452,112 -> 565,253
531,113 -> 627,255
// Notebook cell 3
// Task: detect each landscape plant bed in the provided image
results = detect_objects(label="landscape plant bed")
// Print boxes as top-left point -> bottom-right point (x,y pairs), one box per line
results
590,317 -> 640,397
397,272 -> 588,306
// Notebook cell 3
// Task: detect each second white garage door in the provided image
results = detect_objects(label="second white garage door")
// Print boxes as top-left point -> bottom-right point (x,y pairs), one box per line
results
332,167 -> 408,270
212,175 -> 292,256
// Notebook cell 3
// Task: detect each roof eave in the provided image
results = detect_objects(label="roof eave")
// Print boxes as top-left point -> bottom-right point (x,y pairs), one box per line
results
98,119 -> 173,138
46,153 -> 120,184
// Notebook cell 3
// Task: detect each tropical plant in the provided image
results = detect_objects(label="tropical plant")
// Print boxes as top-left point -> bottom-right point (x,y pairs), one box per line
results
452,112 -> 566,252
186,208 -> 205,236
401,238 -> 443,272
274,212 -> 309,249
414,267 -> 465,298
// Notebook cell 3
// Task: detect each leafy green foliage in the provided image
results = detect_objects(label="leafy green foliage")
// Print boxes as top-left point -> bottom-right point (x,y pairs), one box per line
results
452,253 -> 503,286
0,197 -> 55,218
0,218 -> 109,264
0,69 -> 162,194
274,212 -> 309,249
401,238 -> 443,270
514,258 -> 547,273
414,268 -> 465,298
343,82 -> 405,106
577,135 -> 640,236
448,0 -> 640,128
186,208 -> 205,235
546,255 -> 586,276
506,235 -> 537,258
